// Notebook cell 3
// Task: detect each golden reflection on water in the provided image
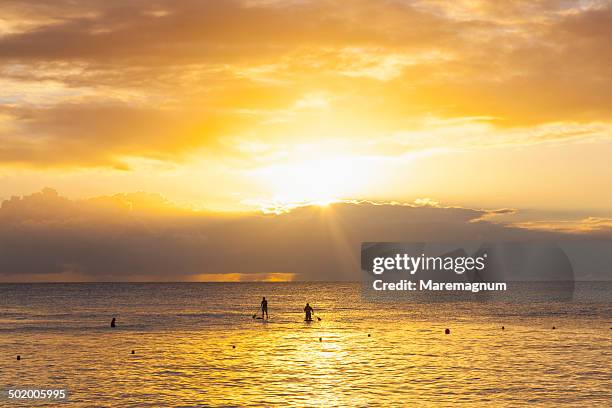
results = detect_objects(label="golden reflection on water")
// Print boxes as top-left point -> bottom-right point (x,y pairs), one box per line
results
2,318 -> 610,407
1,282 -> 610,407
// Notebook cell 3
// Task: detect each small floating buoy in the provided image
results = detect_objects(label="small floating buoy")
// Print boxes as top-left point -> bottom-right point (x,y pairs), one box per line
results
16,355 -> 21,361
368,334 -> 371,337
552,326 -> 556,330
445,328 -> 450,335
232,345 -> 236,349
131,350 -> 135,355
501,326 -> 505,330
319,337 -> 322,342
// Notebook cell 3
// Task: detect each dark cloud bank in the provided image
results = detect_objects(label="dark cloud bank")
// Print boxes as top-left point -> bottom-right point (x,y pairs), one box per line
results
0,189 -> 610,281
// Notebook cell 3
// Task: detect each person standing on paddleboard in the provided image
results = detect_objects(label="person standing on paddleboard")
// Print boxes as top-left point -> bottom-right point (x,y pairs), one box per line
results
261,297 -> 269,319
304,303 -> 314,321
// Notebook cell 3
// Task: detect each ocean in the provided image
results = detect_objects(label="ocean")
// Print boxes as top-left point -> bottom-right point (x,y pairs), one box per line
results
1,282 -> 610,407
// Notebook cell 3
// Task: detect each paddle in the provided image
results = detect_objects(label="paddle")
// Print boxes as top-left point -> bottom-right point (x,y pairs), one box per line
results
253,307 -> 269,319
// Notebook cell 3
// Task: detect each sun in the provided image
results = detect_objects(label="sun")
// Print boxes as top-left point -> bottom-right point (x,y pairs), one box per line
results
312,198 -> 336,207
249,155 -> 376,210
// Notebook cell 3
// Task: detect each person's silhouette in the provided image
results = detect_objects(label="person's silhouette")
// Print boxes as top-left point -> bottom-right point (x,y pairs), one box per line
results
304,303 -> 314,321
261,297 -> 268,319
110,317 -> 116,328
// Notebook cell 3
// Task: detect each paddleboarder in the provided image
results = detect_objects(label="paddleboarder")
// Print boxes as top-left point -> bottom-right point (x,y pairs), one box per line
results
261,297 -> 268,319
304,303 -> 314,321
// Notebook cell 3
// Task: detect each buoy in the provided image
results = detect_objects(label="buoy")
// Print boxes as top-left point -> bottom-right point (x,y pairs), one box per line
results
232,345 -> 236,349
445,328 -> 450,334
131,350 -> 135,354
502,326 -> 505,330
319,337 -> 322,342
16,355 -> 21,361
552,326 -> 556,330
368,334 -> 371,337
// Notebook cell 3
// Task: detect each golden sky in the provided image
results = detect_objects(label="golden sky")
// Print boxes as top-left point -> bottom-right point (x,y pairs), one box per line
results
1,0 -> 611,214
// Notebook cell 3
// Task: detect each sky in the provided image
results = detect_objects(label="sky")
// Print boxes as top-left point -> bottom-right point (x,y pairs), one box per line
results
0,0 -> 611,281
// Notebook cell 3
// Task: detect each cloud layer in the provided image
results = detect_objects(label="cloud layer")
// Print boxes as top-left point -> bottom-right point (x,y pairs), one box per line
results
1,189 -> 609,282
2,0 -> 612,168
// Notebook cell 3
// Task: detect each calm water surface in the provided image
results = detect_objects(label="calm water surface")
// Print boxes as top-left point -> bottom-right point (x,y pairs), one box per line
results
0,282 -> 610,407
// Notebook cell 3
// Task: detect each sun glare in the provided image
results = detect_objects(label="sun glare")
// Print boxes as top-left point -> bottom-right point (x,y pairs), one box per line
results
250,156 -> 375,211
313,198 -> 336,207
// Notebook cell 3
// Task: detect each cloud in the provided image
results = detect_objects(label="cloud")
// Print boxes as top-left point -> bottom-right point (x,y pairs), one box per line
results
1,189 -> 608,282
0,1 -> 450,61
472,208 -> 518,222
513,217 -> 612,235
1,1 -> 612,168
0,103 -> 254,168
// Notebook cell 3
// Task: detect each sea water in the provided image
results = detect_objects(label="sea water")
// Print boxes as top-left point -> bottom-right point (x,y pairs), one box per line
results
0,282 -> 610,406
